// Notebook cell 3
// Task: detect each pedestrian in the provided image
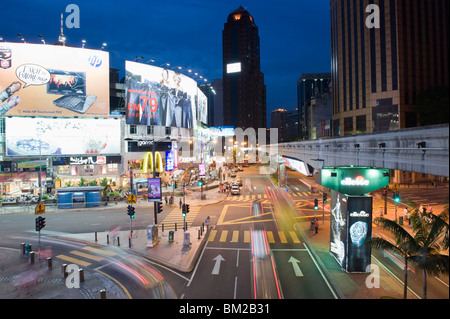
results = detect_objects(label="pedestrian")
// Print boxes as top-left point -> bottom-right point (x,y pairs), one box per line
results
165,196 -> 168,206
179,198 -> 182,209
310,218 -> 315,233
205,216 -> 210,231
314,219 -> 319,234
403,207 -> 408,221
379,207 -> 383,218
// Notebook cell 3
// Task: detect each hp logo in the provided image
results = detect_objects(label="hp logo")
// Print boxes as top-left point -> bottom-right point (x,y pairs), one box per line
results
88,55 -> 102,68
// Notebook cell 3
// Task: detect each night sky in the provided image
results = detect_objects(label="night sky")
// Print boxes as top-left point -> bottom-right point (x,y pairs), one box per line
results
1,0 -> 331,120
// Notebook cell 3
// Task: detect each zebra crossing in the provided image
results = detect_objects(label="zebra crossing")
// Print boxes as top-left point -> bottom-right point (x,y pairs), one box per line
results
227,192 -> 312,202
55,246 -> 117,267
207,229 -> 302,245
159,205 -> 201,229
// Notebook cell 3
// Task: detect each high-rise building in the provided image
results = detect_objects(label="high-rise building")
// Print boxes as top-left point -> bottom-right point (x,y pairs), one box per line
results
297,73 -> 332,139
330,0 -> 449,136
222,6 -> 266,130
271,109 -> 287,142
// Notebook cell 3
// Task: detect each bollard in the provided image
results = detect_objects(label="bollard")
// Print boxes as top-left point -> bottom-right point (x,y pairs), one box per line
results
162,224 -> 164,232
175,223 -> 177,231
117,237 -> 120,246
95,232 -> 98,242
129,237 -> 131,248
100,289 -> 106,299
29,251 -> 35,264
107,234 -> 110,244
62,264 -> 68,278
79,268 -> 84,283
198,229 -> 201,239
47,257 -> 52,270
21,243 -> 25,254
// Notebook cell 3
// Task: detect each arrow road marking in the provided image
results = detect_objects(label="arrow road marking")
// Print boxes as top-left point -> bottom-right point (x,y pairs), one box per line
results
212,254 -> 225,275
288,256 -> 304,277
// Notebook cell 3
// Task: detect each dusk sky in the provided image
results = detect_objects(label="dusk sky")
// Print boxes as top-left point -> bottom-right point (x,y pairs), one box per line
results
2,0 -> 331,118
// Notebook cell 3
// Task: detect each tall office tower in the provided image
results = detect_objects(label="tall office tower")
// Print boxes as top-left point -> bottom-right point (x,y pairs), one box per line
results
330,0 -> 449,136
297,73 -> 332,139
223,6 -> 267,130
271,109 -> 287,142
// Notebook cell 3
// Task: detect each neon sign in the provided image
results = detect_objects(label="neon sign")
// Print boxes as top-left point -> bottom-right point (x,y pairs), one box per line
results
340,176 -> 369,186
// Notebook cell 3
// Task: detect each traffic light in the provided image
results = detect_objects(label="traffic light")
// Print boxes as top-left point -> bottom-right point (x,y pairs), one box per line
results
314,198 -> 319,210
198,179 -> 204,187
185,204 -> 190,214
157,201 -> 163,214
322,193 -> 328,203
127,204 -> 136,219
393,191 -> 400,203
35,216 -> 46,231
182,204 -> 186,217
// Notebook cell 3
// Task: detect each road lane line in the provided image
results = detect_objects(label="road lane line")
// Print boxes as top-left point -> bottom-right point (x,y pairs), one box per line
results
231,231 -> 239,242
94,269 -> 132,299
70,250 -> 104,262
220,230 -> 229,242
56,254 -> 91,267
289,231 -> 301,243
244,231 -> 250,243
83,246 -> 116,257
208,229 -> 217,242
278,231 -> 288,244
266,231 -> 275,243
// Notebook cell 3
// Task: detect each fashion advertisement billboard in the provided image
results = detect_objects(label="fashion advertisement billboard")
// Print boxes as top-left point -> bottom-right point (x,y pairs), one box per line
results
5,117 -> 121,156
147,178 -> 162,202
330,190 -> 373,273
125,61 -> 202,129
0,43 -> 110,117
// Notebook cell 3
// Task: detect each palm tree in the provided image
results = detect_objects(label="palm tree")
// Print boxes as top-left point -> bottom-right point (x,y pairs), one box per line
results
368,218 -> 414,299
370,211 -> 449,299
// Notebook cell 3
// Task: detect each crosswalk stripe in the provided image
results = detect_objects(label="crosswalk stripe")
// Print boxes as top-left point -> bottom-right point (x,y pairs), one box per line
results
83,246 -> 116,257
231,231 -> 239,242
220,230 -> 229,242
289,231 -> 301,243
70,250 -> 104,262
266,231 -> 275,243
278,231 -> 288,244
56,254 -> 91,267
208,229 -> 217,242
244,231 -> 250,243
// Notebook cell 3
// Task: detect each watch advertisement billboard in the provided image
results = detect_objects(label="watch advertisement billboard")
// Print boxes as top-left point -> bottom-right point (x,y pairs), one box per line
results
5,117 -> 121,156
0,42 -> 110,117
330,190 -> 373,273
125,61 -> 205,129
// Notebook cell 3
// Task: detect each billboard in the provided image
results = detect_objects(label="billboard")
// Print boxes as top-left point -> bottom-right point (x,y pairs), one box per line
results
5,117 -> 121,156
0,43 -> 110,117
147,178 -> 162,202
282,156 -> 312,176
330,190 -> 373,273
125,61 -> 204,129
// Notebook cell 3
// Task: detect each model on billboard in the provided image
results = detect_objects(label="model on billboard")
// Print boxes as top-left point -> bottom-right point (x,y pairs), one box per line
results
330,193 -> 346,265
0,81 -> 21,115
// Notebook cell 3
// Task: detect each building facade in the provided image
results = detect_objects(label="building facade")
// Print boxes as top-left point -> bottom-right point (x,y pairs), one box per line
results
222,6 -> 267,130
330,0 -> 449,136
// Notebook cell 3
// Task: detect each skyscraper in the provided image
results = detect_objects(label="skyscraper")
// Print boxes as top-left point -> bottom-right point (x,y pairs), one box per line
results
330,0 -> 449,136
222,6 -> 266,130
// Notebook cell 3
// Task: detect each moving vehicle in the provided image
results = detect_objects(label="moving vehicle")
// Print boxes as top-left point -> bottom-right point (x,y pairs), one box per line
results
231,185 -> 240,195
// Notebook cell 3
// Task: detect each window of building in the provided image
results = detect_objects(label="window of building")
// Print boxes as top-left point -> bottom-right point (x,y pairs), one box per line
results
344,117 -> 353,135
356,115 -> 366,134
129,125 -> 137,135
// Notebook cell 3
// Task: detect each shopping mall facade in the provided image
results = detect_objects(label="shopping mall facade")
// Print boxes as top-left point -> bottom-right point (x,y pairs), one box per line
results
0,42 -> 218,199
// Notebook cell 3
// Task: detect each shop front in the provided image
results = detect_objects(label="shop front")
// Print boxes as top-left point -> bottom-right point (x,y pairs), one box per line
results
0,171 -> 46,197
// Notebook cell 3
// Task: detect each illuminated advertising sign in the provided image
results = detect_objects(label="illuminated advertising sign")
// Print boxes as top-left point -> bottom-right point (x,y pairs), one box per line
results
198,163 -> 206,176
226,62 -> 241,73
147,178 -> 162,202
281,156 -> 312,176
321,167 -> 389,195
125,61 -> 201,129
0,43 -> 110,117
197,88 -> 208,125
165,151 -> 175,171
330,190 -> 372,273
5,117 -> 120,156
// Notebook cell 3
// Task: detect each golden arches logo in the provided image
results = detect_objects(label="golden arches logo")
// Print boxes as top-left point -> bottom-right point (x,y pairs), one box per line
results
142,152 -> 164,174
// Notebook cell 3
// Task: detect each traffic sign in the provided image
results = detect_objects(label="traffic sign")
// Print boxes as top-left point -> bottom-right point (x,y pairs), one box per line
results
392,183 -> 399,191
127,193 -> 137,204
35,202 -> 46,215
